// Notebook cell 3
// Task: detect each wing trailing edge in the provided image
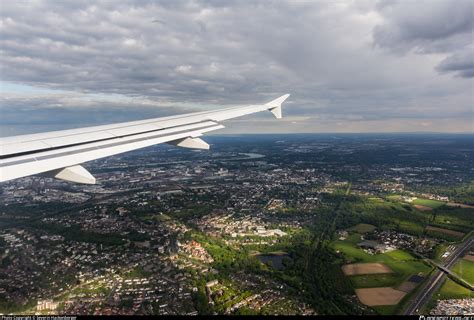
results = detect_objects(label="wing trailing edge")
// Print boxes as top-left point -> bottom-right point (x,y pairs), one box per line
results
0,94 -> 290,184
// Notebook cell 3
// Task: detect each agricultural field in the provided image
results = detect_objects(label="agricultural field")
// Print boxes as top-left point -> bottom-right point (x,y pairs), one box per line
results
431,208 -> 474,233
446,202 -> 474,209
411,199 -> 446,209
413,205 -> 433,211
436,258 -> 474,299
348,223 -> 376,234
342,262 -> 392,276
384,250 -> 415,261
425,226 -> 465,239
452,258 -> 474,286
382,195 -> 473,236
348,198 -> 430,235
372,305 -> 399,315
333,231 -> 433,314
385,195 -> 402,201
355,287 -> 406,306
332,234 -> 432,289
397,280 -> 418,293
464,255 -> 474,262
368,197 -> 385,203
436,278 -> 473,300
349,274 -> 400,288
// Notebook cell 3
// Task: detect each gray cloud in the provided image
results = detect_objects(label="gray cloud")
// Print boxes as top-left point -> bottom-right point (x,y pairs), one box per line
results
374,0 -> 472,52
436,48 -> 474,78
373,0 -> 474,78
0,0 -> 472,135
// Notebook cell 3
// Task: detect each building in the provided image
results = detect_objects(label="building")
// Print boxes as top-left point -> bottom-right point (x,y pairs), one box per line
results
37,299 -> 58,311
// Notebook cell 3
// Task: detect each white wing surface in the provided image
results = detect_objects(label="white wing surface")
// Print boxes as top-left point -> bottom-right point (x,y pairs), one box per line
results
0,94 -> 289,184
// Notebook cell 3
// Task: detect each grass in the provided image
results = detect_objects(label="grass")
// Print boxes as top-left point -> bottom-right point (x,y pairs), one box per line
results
334,237 -> 432,315
436,259 -> 474,299
436,278 -> 473,299
123,266 -> 152,279
433,243 -> 449,263
373,305 -> 398,315
386,195 -> 402,201
432,209 -> 474,233
333,235 -> 431,289
452,259 -> 474,285
394,219 -> 425,234
385,250 -> 415,261
141,213 -> 172,222
348,223 -> 376,234
349,274 -> 400,288
71,284 -> 110,296
412,198 -> 446,209
425,227 -> 464,240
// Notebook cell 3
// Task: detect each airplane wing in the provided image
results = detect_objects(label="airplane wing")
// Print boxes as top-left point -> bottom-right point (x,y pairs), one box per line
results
0,94 -> 289,184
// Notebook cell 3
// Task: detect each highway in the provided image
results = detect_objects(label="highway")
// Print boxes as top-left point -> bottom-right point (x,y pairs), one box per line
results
403,235 -> 474,315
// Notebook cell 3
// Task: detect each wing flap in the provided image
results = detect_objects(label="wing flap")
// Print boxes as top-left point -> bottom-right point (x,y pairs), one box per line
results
1,140 -> 53,156
43,131 -> 117,148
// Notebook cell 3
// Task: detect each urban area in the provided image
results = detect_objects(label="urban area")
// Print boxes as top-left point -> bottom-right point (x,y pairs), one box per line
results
0,134 -> 473,315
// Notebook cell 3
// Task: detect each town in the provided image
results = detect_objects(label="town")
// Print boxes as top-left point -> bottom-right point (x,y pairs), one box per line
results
0,134 -> 473,315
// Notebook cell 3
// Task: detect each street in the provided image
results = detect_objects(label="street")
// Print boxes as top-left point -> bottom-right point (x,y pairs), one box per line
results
404,235 -> 474,315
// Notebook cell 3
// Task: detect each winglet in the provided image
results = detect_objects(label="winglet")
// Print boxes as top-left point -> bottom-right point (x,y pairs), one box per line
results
265,94 -> 290,119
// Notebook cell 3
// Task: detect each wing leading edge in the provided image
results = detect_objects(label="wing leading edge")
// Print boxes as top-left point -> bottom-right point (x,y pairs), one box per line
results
0,94 -> 290,184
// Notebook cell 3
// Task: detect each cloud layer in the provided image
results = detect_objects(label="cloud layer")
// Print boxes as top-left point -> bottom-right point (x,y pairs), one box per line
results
0,0 -> 472,135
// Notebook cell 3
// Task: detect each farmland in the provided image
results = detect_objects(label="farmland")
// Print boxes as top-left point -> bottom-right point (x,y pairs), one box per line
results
411,199 -> 446,209
425,226 -> 465,239
341,262 -> 392,276
349,274 -> 400,288
436,257 -> 474,300
332,229 -> 433,314
348,223 -> 376,234
333,234 -> 431,286
355,287 -> 406,306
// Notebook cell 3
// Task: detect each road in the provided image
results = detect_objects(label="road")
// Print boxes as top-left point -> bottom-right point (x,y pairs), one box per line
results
404,235 -> 474,315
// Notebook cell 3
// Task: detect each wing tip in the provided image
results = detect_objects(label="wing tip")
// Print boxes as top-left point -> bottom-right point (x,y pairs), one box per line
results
265,94 -> 290,108
266,94 -> 290,119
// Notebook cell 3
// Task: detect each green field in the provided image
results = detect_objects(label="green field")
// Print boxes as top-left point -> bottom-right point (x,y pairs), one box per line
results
433,244 -> 449,263
385,249 -> 415,261
333,235 -> 431,288
349,273 -> 400,288
333,235 -> 433,315
432,208 -> 474,233
436,259 -> 474,299
348,223 -> 376,234
368,197 -> 384,203
412,198 -> 446,209
452,259 -> 474,285
437,278 -> 473,299
373,305 -> 398,315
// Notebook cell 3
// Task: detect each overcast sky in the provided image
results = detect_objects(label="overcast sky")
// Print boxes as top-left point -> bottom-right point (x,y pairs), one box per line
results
0,0 -> 472,136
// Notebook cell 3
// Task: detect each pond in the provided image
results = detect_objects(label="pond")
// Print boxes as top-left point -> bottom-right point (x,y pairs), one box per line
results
255,253 -> 292,270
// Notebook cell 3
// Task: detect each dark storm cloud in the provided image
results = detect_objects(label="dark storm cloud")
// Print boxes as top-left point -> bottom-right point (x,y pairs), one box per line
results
0,0 -> 472,134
